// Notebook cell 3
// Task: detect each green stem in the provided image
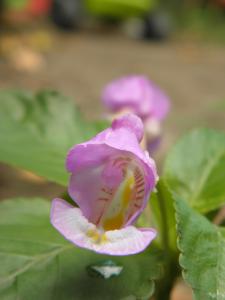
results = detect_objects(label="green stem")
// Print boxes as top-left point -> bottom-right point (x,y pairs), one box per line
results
157,181 -> 170,255
154,181 -> 179,300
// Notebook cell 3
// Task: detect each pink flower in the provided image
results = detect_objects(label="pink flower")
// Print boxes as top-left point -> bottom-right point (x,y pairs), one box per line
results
102,75 -> 170,121
102,75 -> 170,153
51,114 -> 157,256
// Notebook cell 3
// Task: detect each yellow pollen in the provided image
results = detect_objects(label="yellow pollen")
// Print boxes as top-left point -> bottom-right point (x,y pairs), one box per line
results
87,229 -> 108,244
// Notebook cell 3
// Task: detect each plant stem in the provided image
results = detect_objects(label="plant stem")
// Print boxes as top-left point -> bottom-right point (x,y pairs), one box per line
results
156,181 -> 170,255
153,181 -> 179,300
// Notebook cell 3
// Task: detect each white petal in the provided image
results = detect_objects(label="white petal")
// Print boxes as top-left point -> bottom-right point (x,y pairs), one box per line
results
51,198 -> 156,256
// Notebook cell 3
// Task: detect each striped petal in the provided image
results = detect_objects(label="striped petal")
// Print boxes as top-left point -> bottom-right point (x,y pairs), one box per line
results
66,115 -> 157,229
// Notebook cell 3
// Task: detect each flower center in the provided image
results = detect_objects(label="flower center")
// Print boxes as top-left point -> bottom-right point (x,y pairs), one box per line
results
87,229 -> 108,244
93,156 -> 145,231
103,175 -> 135,231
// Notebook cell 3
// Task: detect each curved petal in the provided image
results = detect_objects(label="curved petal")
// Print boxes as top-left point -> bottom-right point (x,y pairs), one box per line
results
66,114 -> 150,173
112,114 -> 144,143
66,116 -> 157,188
51,198 -> 157,256
102,227 -> 157,256
66,115 -> 157,226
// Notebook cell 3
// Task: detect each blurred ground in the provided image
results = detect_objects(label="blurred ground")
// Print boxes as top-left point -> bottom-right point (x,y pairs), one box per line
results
1,28 -> 225,300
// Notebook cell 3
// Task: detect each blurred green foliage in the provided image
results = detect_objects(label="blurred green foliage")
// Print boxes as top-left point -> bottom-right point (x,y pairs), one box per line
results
167,0 -> 225,42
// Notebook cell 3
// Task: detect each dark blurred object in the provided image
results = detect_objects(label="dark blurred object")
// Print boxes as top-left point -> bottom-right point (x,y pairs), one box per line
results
51,0 -> 82,29
50,0 -> 172,39
0,0 -> 172,39
143,10 -> 172,40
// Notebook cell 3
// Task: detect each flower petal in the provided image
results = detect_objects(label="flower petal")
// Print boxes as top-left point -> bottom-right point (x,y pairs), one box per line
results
51,198 -> 96,246
66,114 -> 157,226
101,227 -> 157,256
102,75 -> 152,118
112,114 -> 144,142
102,75 -> 170,121
51,198 -> 157,256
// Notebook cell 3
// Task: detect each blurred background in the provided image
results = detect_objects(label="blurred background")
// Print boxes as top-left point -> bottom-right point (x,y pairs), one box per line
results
0,0 -> 225,198
0,1 -> 225,299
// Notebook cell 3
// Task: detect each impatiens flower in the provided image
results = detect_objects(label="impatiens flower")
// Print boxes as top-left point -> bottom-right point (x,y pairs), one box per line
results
51,114 -> 157,256
102,75 -> 170,153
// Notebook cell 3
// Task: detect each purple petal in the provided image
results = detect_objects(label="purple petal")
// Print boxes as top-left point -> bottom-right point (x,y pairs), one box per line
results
102,75 -> 170,121
112,114 -> 144,142
51,198 -> 157,256
102,75 -> 152,118
66,114 -> 157,227
150,87 -> 170,121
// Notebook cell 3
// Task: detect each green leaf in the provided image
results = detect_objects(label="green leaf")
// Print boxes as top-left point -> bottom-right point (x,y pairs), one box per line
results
175,197 -> 225,300
0,198 -> 162,300
164,128 -> 225,213
150,180 -> 177,253
0,90 -> 107,186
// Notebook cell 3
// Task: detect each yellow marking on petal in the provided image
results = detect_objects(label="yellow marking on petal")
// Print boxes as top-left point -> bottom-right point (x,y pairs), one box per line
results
101,233 -> 108,243
87,229 -> 100,243
103,175 -> 135,231
87,229 -> 108,244
103,212 -> 124,231
122,175 -> 135,207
